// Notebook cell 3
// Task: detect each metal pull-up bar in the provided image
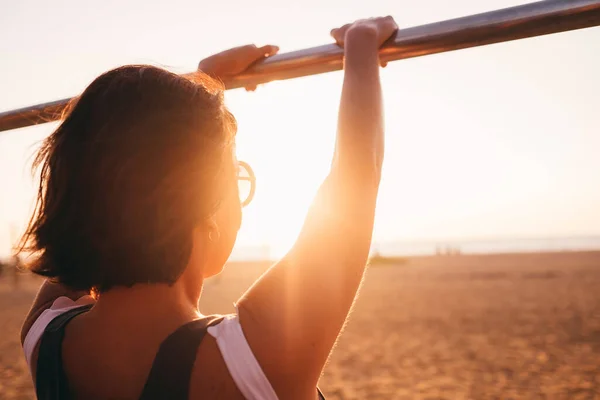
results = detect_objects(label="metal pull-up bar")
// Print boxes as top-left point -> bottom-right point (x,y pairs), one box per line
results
1,0 -> 599,133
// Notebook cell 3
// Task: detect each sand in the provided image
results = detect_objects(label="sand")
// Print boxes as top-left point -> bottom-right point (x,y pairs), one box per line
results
1,251 -> 599,399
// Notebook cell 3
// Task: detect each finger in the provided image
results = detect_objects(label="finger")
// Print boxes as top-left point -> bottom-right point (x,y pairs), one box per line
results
330,27 -> 345,47
332,23 -> 351,36
245,84 -> 258,92
235,44 -> 258,56
386,17 -> 400,35
386,15 -> 399,28
382,27 -> 399,47
340,23 -> 352,31
257,45 -> 279,57
333,36 -> 344,47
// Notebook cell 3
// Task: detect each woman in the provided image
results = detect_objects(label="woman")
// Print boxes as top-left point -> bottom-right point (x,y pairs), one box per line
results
20,16 -> 397,399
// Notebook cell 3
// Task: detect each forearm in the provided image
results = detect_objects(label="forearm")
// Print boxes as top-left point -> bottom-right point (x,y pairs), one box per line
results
333,29 -> 384,191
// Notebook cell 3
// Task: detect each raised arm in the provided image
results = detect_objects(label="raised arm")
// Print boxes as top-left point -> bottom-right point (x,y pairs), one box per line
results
237,17 -> 398,398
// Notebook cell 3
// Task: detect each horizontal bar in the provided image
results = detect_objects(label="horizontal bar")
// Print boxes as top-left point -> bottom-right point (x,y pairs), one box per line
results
1,0 -> 599,133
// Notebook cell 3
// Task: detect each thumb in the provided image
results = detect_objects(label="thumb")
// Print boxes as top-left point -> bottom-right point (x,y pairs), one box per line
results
257,45 -> 279,57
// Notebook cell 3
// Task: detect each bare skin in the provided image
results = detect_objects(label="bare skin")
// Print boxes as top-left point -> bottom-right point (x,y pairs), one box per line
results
22,16 -> 398,400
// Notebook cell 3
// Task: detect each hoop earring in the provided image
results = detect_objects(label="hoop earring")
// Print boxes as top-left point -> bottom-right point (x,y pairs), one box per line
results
208,229 -> 220,242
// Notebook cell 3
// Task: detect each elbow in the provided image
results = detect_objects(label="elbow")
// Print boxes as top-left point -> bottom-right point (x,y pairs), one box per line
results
333,154 -> 382,185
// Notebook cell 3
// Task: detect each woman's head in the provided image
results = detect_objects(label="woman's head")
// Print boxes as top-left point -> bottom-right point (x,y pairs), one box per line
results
20,65 -> 241,293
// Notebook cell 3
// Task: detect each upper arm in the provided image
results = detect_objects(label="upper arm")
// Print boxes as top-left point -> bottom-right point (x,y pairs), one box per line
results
235,175 -> 378,395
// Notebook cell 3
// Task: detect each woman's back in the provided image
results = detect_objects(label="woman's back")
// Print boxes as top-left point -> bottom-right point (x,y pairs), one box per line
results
40,306 -> 245,399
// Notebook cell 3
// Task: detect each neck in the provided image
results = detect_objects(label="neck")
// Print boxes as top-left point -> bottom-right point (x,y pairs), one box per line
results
91,276 -> 204,325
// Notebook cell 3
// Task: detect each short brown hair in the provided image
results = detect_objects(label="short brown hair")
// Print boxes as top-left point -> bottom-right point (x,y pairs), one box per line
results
20,65 -> 237,293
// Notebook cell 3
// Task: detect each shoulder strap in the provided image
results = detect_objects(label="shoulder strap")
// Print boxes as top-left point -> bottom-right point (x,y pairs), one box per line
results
35,304 -> 93,400
139,315 -> 225,400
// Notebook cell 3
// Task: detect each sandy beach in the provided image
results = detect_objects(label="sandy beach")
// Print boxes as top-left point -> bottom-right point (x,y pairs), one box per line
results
1,251 -> 599,399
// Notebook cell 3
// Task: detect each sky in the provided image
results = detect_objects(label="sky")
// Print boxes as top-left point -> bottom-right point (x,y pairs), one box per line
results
0,0 -> 599,257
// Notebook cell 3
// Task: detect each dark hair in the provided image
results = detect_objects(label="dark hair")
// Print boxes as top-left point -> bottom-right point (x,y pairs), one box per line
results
19,65 -> 237,293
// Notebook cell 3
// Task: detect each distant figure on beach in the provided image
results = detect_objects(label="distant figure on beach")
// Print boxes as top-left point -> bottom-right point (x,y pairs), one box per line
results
436,244 -> 462,256
19,16 -> 397,399
11,254 -> 22,288
0,255 -> 22,287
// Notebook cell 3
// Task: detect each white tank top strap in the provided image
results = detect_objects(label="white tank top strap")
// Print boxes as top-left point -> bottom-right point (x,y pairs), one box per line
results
207,310 -> 279,400
22,295 -> 95,372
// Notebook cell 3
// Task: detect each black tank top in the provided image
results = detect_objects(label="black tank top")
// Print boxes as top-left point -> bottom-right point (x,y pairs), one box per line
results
35,305 -> 326,399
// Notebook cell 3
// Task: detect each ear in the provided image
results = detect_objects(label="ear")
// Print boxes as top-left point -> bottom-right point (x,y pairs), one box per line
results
192,216 -> 220,246
189,218 -> 218,269
206,217 -> 220,242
